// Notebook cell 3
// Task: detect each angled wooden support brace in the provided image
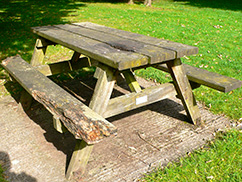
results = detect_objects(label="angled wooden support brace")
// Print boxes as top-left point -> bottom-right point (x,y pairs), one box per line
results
166,58 -> 201,125
70,51 -> 81,63
103,83 -> 177,118
122,69 -> 142,93
66,63 -> 117,179
31,37 -> 52,66
89,63 -> 117,116
35,56 -> 93,77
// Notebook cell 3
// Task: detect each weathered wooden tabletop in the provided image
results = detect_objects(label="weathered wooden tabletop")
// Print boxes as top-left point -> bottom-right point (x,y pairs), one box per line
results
32,22 -> 198,70
31,22 -> 202,126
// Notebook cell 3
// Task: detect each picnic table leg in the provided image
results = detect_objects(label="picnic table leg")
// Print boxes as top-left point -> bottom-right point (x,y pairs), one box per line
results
70,51 -> 81,63
19,38 -> 50,110
166,58 -> 201,125
66,140 -> 94,180
19,90 -> 33,110
70,51 -> 94,68
66,64 -> 116,179
31,37 -> 49,66
89,64 -> 116,116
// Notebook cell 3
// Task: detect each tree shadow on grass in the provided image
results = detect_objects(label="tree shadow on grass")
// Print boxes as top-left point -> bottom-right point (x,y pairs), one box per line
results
0,0 -> 87,81
80,0 -> 129,3
0,0 -> 86,62
174,0 -> 242,11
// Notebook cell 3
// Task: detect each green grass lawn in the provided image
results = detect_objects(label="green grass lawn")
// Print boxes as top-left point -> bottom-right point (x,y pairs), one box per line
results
0,0 -> 241,180
142,129 -> 242,182
0,165 -> 6,182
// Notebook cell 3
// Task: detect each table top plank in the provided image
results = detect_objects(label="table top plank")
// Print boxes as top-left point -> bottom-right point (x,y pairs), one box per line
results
32,26 -> 148,70
54,24 -> 175,64
75,22 -> 198,58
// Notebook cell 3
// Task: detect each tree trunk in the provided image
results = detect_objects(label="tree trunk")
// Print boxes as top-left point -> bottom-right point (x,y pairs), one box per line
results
144,0 -> 152,7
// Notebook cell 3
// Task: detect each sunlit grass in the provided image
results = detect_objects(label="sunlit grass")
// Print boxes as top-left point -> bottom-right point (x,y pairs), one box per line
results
142,129 -> 242,182
0,165 -> 7,182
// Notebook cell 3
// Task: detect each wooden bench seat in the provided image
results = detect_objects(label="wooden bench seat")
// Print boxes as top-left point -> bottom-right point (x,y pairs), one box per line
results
153,63 -> 242,93
1,55 -> 117,144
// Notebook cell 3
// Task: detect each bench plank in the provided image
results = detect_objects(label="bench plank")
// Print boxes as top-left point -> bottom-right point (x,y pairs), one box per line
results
75,22 -> 198,58
32,26 -> 148,70
54,24 -> 175,64
1,56 -> 117,144
154,63 -> 242,93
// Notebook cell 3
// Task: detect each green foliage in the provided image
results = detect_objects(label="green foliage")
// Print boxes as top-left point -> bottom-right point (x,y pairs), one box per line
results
143,129 -> 242,182
0,165 -> 6,182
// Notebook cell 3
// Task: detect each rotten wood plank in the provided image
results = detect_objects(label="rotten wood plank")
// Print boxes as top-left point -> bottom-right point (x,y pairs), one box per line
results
153,63 -> 242,93
103,83 -> 176,118
54,24 -> 175,64
1,56 -> 117,144
32,26 -> 148,70
75,22 -> 198,58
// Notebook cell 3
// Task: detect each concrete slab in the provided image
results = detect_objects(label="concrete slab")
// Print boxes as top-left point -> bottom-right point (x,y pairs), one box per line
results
0,78 -> 231,182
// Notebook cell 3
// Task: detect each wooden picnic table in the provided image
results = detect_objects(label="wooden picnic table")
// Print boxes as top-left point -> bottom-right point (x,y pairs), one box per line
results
31,22 -> 201,124
30,23 -> 202,179
3,22 -> 241,180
